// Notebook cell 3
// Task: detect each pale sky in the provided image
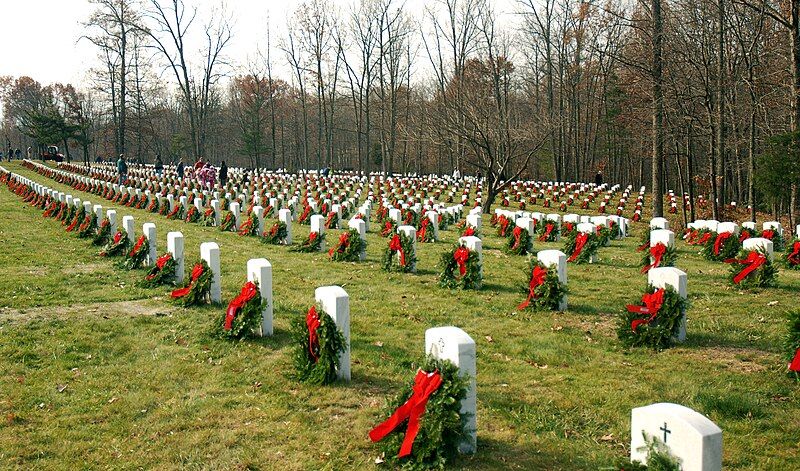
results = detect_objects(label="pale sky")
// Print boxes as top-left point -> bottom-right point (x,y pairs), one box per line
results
0,0 -> 518,89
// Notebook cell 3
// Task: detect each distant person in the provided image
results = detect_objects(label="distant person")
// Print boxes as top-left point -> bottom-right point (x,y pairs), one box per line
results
219,160 -> 228,186
176,159 -> 185,179
194,158 -> 204,172
14,148 -> 20,160
26,146 -> 31,160
154,154 -> 164,177
595,171 -> 603,186
117,154 -> 128,184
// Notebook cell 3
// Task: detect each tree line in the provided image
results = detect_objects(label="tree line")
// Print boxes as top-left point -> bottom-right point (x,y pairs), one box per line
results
0,0 -> 798,223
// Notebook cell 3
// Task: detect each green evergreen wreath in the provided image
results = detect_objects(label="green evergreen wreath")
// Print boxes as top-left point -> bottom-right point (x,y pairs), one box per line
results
219,211 -> 237,232
596,225 -> 613,246
77,213 -> 98,238
147,198 -> 160,213
604,435 -> 681,471
100,229 -> 131,257
291,231 -> 325,253
166,204 -> 185,220
761,229 -> 785,252
504,227 -> 532,256
518,258 -> 567,311
639,243 -> 678,273
781,239 -> 800,270
291,305 -> 347,385
439,212 -> 453,230
171,260 -> 213,307
140,252 -> 177,288
92,217 -> 112,246
381,220 -> 398,237
120,235 -> 149,270
371,357 -> 469,471
382,231 -> 417,272
200,207 -> 216,226
439,244 -> 482,290
261,221 -> 288,245
563,230 -> 599,264
700,232 -> 742,262
727,249 -> 778,289
536,220 -> 560,242
617,284 -> 687,350
329,229 -> 366,262
786,310 -> 800,381
237,212 -> 260,236
184,206 -> 201,223
215,280 -> 265,339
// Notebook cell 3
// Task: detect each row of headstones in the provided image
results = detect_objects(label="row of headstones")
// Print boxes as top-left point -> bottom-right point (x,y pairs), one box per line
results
6,168 -> 722,470
654,217 -> 788,262
36,160 -> 474,243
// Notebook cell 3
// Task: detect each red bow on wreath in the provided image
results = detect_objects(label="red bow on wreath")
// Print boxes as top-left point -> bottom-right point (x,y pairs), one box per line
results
389,234 -> 406,266
511,226 -> 523,249
725,251 -> 767,284
418,218 -> 429,240
790,348 -> 800,372
463,227 -> 475,237
626,288 -> 665,332
761,229 -> 775,240
112,231 -> 123,244
641,243 -> 666,274
568,233 -> 589,262
738,230 -> 750,242
539,223 -> 554,242
517,265 -> 548,310
713,232 -> 732,256
453,246 -> 470,276
369,369 -> 443,457
171,263 -> 205,298
129,235 -> 147,257
696,232 -> 712,245
224,281 -> 259,330
787,241 -> 800,266
306,306 -> 321,361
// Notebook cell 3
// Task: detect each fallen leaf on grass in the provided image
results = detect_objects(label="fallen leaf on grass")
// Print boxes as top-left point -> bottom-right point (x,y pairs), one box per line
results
600,434 -> 614,441
56,385 -> 67,393
108,397 -> 119,404
485,335 -> 494,343
767,301 -> 779,306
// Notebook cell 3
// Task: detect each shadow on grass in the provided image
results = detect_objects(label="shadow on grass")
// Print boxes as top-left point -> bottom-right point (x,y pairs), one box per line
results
683,331 -> 778,353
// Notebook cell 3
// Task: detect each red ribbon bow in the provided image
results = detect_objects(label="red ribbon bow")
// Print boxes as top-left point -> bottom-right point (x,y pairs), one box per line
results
129,235 -> 147,257
170,263 -> 205,298
539,223 -> 554,242
463,227 -> 475,237
738,230 -> 750,243
511,226 -> 523,249
517,265 -> 548,310
713,232 -> 732,256
224,281 -> 259,330
389,234 -> 406,266
725,251 -> 767,284
696,232 -> 712,245
789,348 -> 800,372
418,219 -> 429,240
626,288 -> 665,332
156,253 -> 172,269
641,243 -> 666,274
788,241 -> 800,266
568,233 -> 589,262
453,246 -> 470,276
113,231 -> 123,244
306,306 -> 321,361
761,229 -> 775,240
368,370 -> 443,457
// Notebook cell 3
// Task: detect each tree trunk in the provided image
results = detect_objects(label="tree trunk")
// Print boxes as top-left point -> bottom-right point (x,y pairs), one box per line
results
651,0 -> 665,217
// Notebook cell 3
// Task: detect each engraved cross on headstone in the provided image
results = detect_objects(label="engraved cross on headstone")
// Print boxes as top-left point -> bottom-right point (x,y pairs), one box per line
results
660,422 -> 671,443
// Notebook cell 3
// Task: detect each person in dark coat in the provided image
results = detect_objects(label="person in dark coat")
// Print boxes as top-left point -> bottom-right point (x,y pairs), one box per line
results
219,160 -> 228,186
595,171 -> 603,186
176,159 -> 185,179
154,154 -> 164,177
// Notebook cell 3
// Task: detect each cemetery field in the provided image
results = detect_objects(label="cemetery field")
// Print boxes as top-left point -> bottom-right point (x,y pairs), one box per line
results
1,162 -> 800,470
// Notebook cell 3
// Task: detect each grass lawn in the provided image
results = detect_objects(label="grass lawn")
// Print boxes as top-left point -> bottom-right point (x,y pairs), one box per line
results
1,160 -> 798,470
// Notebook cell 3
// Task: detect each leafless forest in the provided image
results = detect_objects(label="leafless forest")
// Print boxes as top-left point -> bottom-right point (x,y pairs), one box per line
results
1,0 -> 799,222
